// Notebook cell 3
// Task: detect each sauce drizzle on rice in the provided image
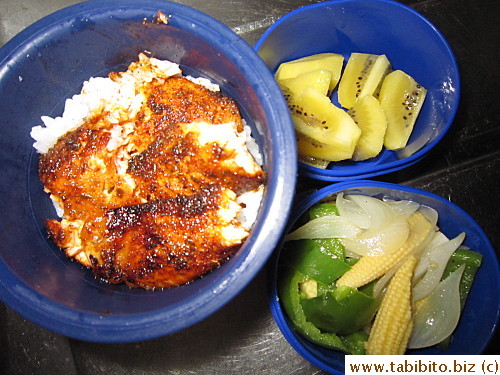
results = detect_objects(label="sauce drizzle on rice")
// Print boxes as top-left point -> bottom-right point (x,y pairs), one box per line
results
31,53 -> 266,289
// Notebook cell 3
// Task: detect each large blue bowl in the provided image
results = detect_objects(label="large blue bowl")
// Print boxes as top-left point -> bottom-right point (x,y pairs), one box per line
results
270,181 -> 499,373
255,0 -> 460,181
0,0 -> 297,342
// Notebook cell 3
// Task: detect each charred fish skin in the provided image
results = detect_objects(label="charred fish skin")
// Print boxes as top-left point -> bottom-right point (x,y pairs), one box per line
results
36,55 -> 265,289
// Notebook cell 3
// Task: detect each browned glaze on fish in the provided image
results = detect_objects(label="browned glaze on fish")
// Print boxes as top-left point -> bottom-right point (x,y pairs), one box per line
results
39,62 -> 265,289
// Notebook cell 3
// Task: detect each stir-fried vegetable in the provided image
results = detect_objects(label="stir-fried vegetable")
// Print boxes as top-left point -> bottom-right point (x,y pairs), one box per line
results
366,255 -> 417,354
409,265 -> 465,349
412,232 -> 466,301
279,195 -> 482,355
336,211 -> 435,289
301,285 -> 379,335
278,268 -> 369,354
285,239 -> 351,284
442,249 -> 483,309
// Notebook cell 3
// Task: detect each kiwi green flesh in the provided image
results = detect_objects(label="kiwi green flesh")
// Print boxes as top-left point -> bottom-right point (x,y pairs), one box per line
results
299,154 -> 330,169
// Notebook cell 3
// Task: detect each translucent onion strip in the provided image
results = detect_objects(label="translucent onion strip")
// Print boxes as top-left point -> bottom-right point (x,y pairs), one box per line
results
336,192 -> 370,229
340,217 -> 410,257
373,222 -> 438,298
385,199 -> 420,218
348,194 -> 396,232
284,215 -> 362,242
412,232 -> 466,301
418,205 -> 439,228
413,231 -> 449,281
408,265 -> 465,349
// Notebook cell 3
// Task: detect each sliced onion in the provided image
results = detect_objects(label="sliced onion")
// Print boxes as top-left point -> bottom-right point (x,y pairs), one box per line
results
412,232 -> 466,301
285,215 -> 362,242
372,227 -> 437,298
418,205 -> 439,228
385,199 -> 420,218
410,223 -> 439,262
348,194 -> 396,232
336,192 -> 371,229
373,222 -> 441,298
413,231 -> 449,281
340,216 -> 410,256
408,264 -> 465,349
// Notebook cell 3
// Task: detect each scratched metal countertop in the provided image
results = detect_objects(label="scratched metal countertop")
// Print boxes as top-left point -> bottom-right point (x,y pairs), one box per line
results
1,0 -> 498,374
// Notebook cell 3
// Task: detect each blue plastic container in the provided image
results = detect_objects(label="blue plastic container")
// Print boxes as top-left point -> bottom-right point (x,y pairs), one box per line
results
255,0 -> 460,181
270,181 -> 499,373
0,0 -> 296,342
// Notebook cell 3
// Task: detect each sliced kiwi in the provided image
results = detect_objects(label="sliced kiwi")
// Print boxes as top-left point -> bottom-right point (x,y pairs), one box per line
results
286,87 -> 361,161
338,53 -> 392,109
275,53 -> 344,94
379,70 -> 427,150
298,154 -> 330,169
279,69 -> 332,96
348,95 -> 388,161
293,115 -> 343,161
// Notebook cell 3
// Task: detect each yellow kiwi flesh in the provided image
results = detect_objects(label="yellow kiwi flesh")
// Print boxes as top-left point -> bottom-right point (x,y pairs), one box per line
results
279,69 -> 332,96
286,87 -> 361,161
275,53 -> 344,94
348,95 -> 388,161
379,70 -> 427,150
293,115 -> 354,161
338,53 -> 392,109
276,52 -> 427,165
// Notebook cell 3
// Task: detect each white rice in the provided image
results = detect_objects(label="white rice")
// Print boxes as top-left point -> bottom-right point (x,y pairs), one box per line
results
31,56 -> 182,154
30,54 -> 264,229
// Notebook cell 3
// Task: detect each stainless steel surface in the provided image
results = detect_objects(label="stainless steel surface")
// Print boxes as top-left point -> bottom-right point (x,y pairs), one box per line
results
0,0 -> 322,47
1,0 -> 498,374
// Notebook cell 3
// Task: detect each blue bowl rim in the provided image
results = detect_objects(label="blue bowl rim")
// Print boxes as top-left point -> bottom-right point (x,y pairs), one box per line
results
254,0 -> 461,181
269,180 -> 499,373
0,0 -> 297,342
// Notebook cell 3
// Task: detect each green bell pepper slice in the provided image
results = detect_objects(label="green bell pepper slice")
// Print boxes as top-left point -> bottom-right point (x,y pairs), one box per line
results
308,202 -> 339,219
283,239 -> 350,284
278,202 -> 368,354
300,285 -> 379,335
442,247 -> 482,309
282,202 -> 351,284
278,267 -> 369,355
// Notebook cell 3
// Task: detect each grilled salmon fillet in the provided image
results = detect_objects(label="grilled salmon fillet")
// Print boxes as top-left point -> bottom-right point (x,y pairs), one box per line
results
37,54 -> 265,289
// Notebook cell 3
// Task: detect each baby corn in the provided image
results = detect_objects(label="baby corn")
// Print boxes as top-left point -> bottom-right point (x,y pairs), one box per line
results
366,255 -> 418,355
336,211 -> 434,289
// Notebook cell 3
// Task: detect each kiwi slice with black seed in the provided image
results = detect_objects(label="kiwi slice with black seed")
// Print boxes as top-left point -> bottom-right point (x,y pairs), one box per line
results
286,87 -> 361,161
293,115 -> 344,161
379,70 -> 427,150
338,53 -> 392,109
348,95 -> 388,161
